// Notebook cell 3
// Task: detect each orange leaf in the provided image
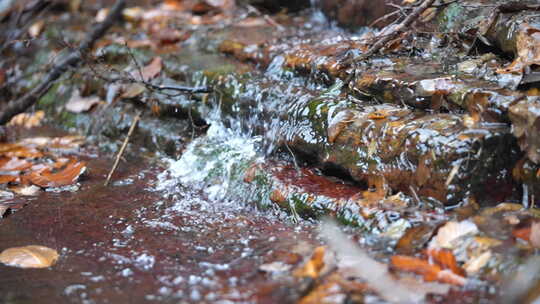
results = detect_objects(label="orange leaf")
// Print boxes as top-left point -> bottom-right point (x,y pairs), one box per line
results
0,157 -> 32,172
513,226 -> 531,242
391,255 -> 466,286
0,143 -> 43,158
427,248 -> 465,276
294,246 -> 326,279
26,160 -> 86,188
0,175 -> 17,184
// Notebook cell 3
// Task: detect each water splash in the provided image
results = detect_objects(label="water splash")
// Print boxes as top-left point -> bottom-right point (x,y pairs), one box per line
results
157,121 -> 263,206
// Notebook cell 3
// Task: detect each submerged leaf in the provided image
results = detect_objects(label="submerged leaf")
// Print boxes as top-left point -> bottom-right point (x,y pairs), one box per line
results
65,90 -> 102,113
26,159 -> 86,188
140,57 -> 163,81
0,245 -> 59,268
7,111 -> 45,128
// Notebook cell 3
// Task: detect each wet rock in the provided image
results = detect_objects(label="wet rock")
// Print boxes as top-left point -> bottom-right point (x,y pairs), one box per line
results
318,0 -> 401,28
509,97 -> 540,164
243,161 -> 433,232
238,0 -> 310,13
283,99 -> 517,205
196,69 -> 519,205
433,1 -> 540,88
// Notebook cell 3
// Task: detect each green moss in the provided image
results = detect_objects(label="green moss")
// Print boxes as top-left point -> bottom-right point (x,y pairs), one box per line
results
436,2 -> 465,33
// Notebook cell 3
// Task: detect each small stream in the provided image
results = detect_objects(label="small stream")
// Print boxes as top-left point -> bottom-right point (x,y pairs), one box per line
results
2,0 -> 540,302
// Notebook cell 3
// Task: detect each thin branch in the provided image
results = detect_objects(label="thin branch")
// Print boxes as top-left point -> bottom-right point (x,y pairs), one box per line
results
0,0 -> 126,125
345,0 -> 435,65
104,112 -> 140,186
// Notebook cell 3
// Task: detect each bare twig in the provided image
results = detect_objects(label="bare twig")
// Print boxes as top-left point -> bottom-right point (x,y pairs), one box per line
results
345,0 -> 435,65
85,44 -> 212,95
104,112 -> 140,186
0,0 -> 126,125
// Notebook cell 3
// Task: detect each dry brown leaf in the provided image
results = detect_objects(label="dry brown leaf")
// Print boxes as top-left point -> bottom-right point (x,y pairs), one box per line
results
396,225 -> 437,255
121,83 -> 146,99
7,111 -> 45,128
65,90 -> 102,113
26,159 -> 86,188
498,23 -> 540,76
0,245 -> 59,268
140,57 -> 163,81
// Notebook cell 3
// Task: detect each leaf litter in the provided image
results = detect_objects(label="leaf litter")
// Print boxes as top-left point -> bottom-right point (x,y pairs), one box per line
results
0,128 -> 87,217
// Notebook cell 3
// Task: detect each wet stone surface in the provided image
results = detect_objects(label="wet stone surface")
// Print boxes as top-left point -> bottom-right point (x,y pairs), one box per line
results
0,145 -> 319,303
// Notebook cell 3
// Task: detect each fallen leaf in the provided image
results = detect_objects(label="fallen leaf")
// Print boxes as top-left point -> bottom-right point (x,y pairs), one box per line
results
530,222 -> 540,248
320,220 -> 447,303
8,184 -> 41,196
497,23 -> 540,84
121,83 -> 146,99
391,255 -> 466,286
0,245 -> 59,268
427,248 -> 465,276
26,159 -> 86,188
429,220 -> 478,250
139,57 -> 163,82
65,90 -> 102,113
7,111 -> 45,128
0,175 -> 17,184
396,225 -> 437,255
0,157 -> 32,171
0,143 -> 43,158
368,111 -> 387,120
463,250 -> 492,274
19,136 -> 85,150
513,226 -> 531,242
327,110 -> 354,143
28,20 -> 45,38
293,246 -> 326,279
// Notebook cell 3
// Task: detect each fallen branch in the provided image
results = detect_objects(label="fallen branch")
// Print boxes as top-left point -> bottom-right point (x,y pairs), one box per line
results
104,112 -> 140,186
346,0 -> 435,65
86,44 -> 212,96
0,0 -> 126,125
